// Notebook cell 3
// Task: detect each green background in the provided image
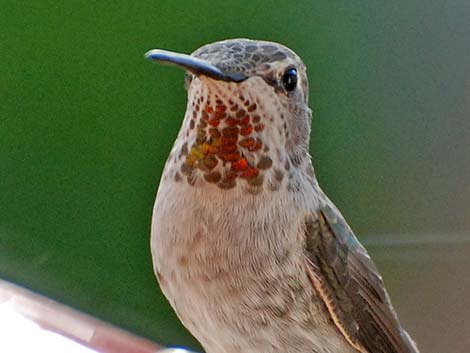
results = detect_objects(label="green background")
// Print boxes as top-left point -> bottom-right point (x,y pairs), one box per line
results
1,1 -> 469,352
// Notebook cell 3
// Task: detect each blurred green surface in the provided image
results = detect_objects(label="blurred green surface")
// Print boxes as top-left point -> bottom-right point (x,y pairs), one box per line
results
1,1 -> 469,352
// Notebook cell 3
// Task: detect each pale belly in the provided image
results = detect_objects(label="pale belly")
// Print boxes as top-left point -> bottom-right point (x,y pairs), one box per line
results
151,182 -> 357,353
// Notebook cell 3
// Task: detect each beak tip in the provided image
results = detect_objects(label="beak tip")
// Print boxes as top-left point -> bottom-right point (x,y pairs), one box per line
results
144,49 -> 159,61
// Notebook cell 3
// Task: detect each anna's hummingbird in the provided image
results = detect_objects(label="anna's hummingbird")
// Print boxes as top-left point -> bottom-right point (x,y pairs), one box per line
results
146,39 -> 419,353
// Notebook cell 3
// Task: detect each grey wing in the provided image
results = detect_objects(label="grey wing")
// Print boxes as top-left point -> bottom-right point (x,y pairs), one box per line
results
304,201 -> 419,353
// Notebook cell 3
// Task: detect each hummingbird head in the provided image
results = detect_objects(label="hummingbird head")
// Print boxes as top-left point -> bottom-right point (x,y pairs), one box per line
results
146,39 -> 313,193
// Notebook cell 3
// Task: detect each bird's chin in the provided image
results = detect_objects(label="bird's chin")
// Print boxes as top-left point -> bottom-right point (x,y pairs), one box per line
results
161,76 -> 288,194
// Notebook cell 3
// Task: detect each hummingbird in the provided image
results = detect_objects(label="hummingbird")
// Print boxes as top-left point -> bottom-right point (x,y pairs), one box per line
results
146,39 -> 419,353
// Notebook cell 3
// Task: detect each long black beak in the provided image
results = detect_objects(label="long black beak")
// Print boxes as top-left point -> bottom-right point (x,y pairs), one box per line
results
145,49 -> 246,82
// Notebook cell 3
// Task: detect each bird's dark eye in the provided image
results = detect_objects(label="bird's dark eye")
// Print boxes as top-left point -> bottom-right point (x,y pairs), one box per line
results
281,68 -> 297,92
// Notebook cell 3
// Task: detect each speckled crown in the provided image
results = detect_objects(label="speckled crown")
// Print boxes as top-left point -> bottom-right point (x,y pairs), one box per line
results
191,38 -> 301,80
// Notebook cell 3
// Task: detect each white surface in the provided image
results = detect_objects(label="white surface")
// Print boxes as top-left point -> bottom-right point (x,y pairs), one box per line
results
0,301 -> 98,353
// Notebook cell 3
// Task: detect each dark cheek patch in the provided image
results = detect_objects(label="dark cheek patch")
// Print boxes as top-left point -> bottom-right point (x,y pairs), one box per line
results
181,96 -> 271,190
